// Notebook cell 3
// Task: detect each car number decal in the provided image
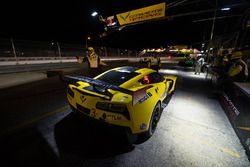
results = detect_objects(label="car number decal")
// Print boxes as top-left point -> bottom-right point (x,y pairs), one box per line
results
90,108 -> 97,118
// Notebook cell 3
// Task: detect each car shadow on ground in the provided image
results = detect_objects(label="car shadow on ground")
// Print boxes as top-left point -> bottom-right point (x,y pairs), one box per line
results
54,113 -> 135,160
0,127 -> 58,167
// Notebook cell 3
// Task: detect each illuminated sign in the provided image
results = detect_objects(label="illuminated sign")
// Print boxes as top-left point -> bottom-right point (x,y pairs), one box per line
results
116,2 -> 166,26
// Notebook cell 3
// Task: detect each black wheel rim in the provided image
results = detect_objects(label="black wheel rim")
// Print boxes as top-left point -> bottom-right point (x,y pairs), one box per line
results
151,107 -> 160,133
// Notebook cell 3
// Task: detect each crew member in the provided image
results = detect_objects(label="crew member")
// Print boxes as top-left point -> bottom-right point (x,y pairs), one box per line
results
148,54 -> 161,71
84,47 -> 107,78
217,51 -> 248,88
226,51 -> 248,82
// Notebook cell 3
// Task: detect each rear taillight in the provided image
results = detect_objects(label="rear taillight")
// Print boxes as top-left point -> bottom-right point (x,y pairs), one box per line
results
96,102 -> 126,112
96,102 -> 130,120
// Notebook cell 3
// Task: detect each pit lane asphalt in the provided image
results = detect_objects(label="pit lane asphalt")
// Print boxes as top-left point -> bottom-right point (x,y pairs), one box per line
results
0,63 -> 249,167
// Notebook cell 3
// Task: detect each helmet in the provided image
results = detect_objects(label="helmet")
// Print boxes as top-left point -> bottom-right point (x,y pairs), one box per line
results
87,47 -> 94,52
230,51 -> 242,60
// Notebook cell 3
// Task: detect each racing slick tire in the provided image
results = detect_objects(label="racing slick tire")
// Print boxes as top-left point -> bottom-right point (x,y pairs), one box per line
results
136,102 -> 162,144
147,101 -> 162,137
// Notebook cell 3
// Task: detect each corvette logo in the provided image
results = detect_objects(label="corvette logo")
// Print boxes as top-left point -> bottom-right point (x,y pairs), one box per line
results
80,95 -> 86,103
120,12 -> 130,22
116,2 -> 165,26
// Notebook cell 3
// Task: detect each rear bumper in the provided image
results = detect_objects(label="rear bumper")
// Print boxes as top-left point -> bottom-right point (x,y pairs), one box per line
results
69,103 -> 134,134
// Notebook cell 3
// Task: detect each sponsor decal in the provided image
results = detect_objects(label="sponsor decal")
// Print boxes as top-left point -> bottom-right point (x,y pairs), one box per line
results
138,92 -> 152,104
107,114 -> 122,121
102,113 -> 106,120
133,86 -> 153,105
155,87 -> 159,93
221,92 -> 240,120
116,2 -> 166,25
140,123 -> 147,130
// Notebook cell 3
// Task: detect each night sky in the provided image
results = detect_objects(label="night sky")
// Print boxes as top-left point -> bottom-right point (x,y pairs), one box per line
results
0,0 -> 249,49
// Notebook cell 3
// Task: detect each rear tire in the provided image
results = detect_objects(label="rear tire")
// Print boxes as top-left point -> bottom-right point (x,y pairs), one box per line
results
136,102 -> 161,143
147,102 -> 161,136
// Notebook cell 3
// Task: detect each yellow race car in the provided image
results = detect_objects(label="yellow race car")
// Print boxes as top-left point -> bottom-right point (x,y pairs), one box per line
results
63,66 -> 177,143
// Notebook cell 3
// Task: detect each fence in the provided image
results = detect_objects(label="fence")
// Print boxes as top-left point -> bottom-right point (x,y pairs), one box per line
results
0,38 -> 140,64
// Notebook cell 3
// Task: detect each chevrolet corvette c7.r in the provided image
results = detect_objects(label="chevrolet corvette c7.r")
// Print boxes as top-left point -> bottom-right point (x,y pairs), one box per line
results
63,66 -> 177,143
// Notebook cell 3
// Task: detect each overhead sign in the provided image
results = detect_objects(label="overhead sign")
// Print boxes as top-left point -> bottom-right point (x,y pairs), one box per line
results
116,2 -> 166,26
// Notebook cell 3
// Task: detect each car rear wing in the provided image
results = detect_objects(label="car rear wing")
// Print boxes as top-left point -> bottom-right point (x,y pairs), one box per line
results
61,75 -> 152,105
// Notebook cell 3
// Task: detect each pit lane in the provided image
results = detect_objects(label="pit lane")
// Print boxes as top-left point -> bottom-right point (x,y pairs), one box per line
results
0,62 -> 249,167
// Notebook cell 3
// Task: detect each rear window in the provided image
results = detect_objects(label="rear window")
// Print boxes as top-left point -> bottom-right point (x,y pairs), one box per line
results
96,70 -> 139,86
140,72 -> 165,84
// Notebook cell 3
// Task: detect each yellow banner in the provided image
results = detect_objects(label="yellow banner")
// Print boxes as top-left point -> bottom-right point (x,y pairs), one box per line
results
116,2 -> 166,26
